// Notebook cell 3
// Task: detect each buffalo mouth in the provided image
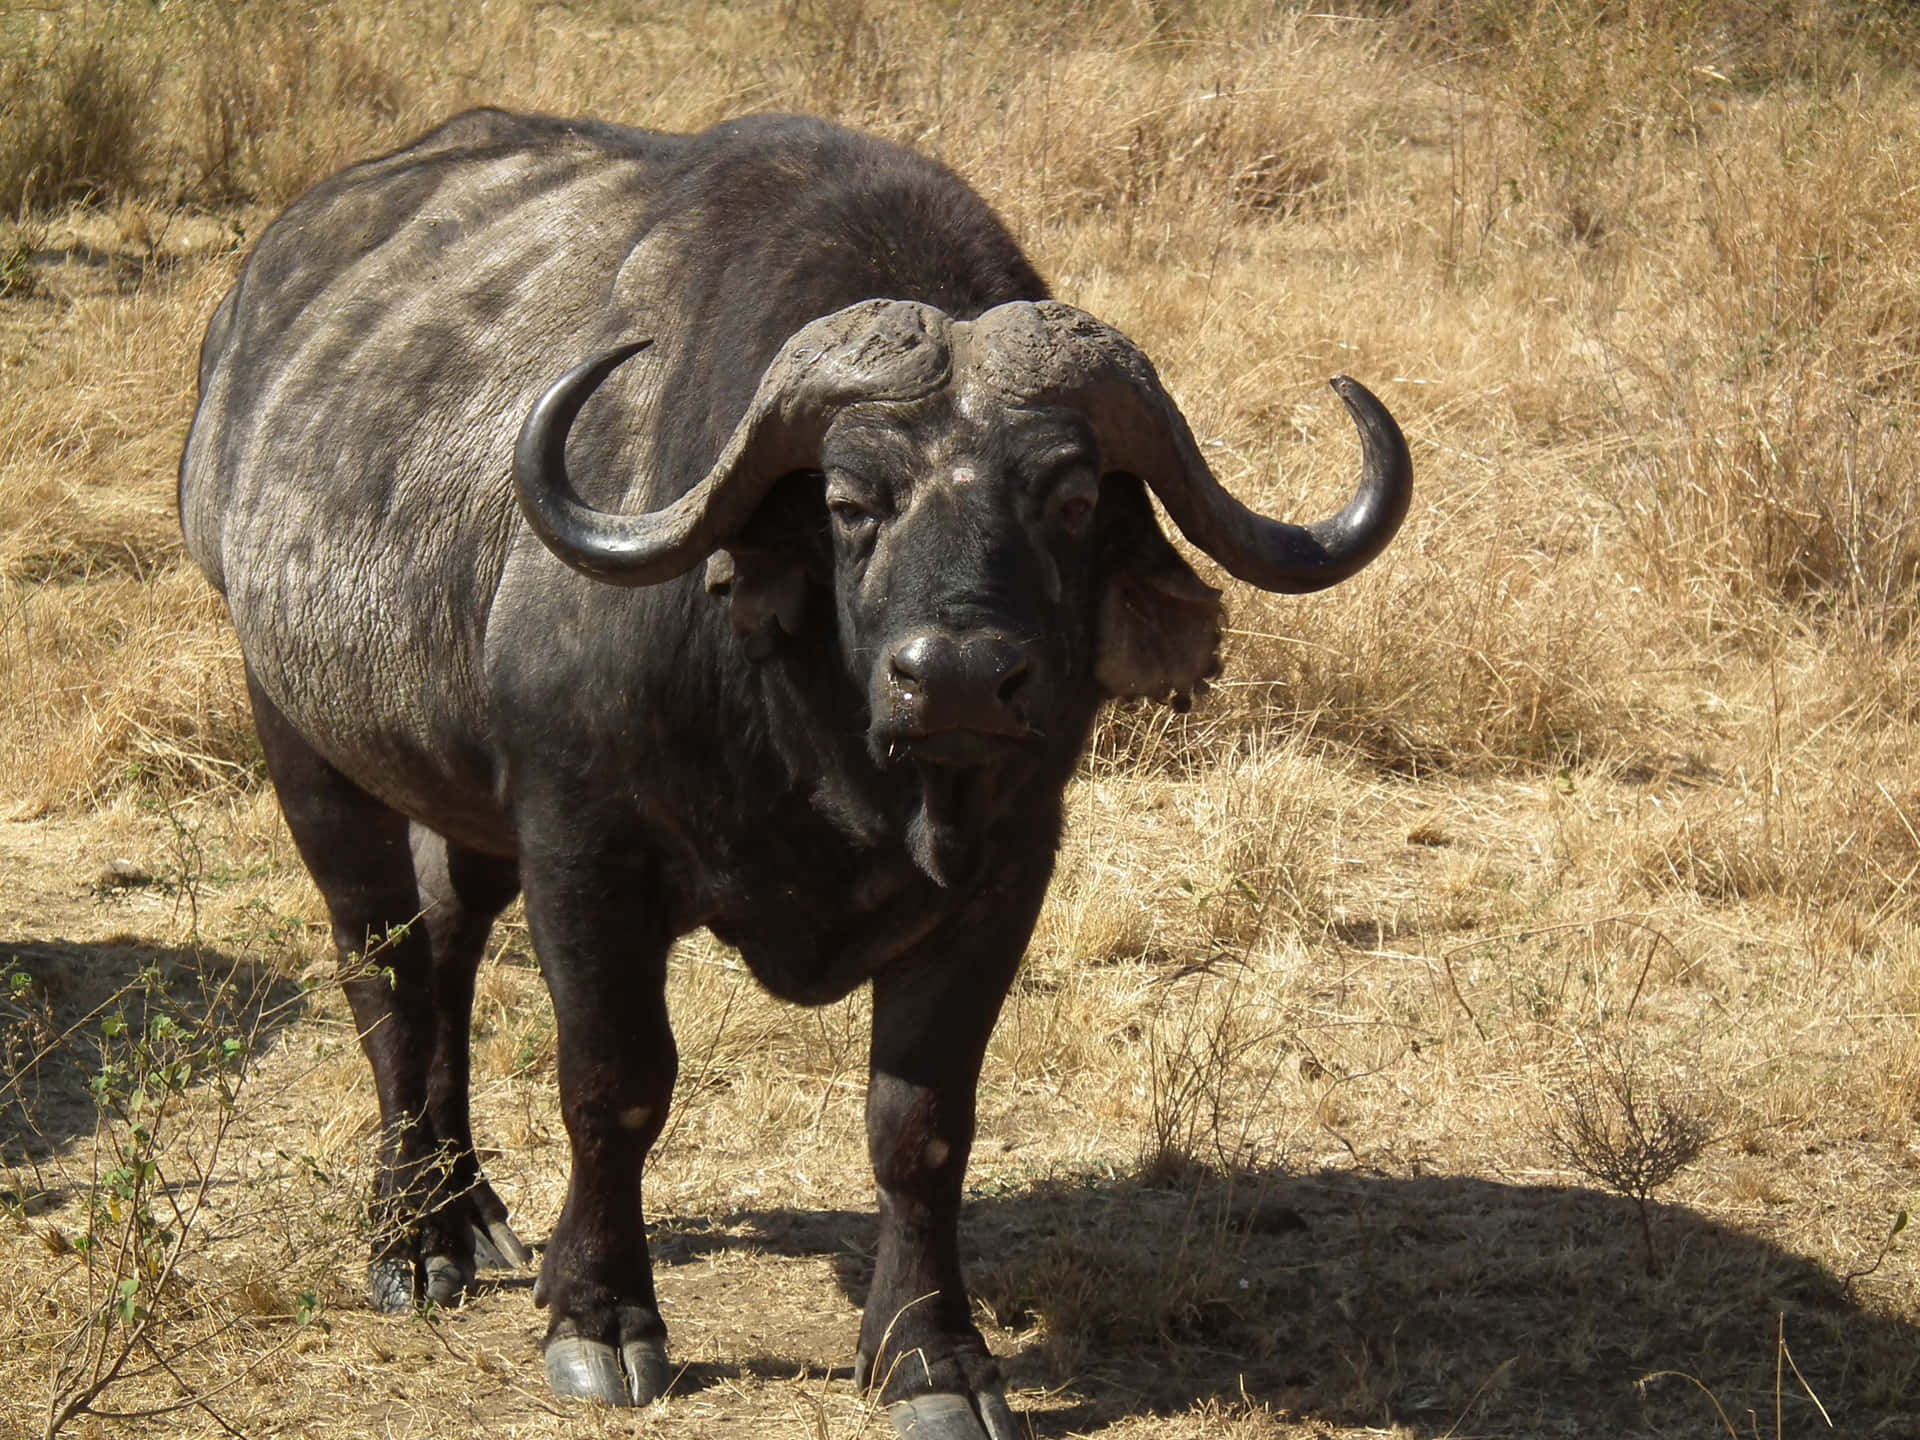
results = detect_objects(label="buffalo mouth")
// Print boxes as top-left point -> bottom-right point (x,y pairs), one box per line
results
874,728 -> 1042,887
891,727 -> 1039,769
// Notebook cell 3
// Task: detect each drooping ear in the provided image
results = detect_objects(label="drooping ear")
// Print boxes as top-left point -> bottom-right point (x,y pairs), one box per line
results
1093,473 -> 1223,709
705,547 -> 808,657
701,472 -> 824,658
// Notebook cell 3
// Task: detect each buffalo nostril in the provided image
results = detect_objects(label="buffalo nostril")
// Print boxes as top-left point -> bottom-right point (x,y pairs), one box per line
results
995,654 -> 1031,704
884,630 -> 1035,738
889,634 -> 943,692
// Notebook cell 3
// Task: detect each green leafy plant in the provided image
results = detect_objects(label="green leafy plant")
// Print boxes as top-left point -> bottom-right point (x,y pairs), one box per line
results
40,965 -> 254,1438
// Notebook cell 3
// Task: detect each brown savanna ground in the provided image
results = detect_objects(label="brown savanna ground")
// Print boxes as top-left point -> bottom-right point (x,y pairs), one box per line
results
9,2 -> 1920,1436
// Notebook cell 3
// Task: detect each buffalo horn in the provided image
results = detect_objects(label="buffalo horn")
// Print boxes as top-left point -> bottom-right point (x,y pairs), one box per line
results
513,301 -> 953,585
969,301 -> 1412,595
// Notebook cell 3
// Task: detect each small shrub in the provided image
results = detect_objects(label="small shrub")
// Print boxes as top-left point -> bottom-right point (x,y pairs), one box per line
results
1541,1040 -> 1714,1273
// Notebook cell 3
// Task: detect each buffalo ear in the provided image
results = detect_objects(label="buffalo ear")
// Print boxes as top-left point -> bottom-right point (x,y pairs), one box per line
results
1093,473 -> 1223,708
705,547 -> 808,657
702,471 -> 823,657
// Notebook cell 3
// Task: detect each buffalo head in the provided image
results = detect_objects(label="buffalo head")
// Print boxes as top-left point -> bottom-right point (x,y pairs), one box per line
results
514,298 -> 1410,878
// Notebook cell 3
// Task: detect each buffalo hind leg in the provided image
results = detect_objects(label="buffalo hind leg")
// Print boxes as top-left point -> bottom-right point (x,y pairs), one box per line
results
520,849 -> 677,1406
410,825 -> 527,1300
249,671 -> 519,1311
857,883 -> 1038,1440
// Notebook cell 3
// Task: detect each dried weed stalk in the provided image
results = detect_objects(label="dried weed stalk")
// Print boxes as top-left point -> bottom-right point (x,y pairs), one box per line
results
1541,1041 -> 1714,1275
1638,1313 -> 1833,1438
1138,962 -> 1290,1185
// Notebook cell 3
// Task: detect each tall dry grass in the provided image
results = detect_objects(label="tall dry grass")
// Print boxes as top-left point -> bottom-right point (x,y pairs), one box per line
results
9,1 -> 1920,1436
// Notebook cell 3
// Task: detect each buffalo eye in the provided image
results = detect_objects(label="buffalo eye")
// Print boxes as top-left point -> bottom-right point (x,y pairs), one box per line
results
826,494 -> 883,541
1045,474 -> 1098,536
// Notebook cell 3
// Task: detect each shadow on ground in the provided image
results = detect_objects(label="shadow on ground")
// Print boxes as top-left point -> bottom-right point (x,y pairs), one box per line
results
0,933 -> 306,1175
18,241 -> 209,295
645,1164 -> 1920,1438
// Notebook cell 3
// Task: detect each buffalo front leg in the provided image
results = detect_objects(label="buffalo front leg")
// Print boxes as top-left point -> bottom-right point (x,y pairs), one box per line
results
521,854 -> 677,1407
858,889 -> 1037,1440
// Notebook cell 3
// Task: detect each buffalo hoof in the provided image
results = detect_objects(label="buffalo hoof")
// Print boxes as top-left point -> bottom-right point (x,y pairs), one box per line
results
367,1258 -> 415,1314
369,1231 -> 519,1314
544,1333 -> 670,1406
470,1217 -> 532,1270
886,1389 -> 1022,1440
423,1253 -> 475,1307
368,1254 -> 476,1312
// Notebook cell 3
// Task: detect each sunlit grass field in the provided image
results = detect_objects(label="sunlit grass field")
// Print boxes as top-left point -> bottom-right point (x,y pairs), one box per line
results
7,2 -> 1920,1435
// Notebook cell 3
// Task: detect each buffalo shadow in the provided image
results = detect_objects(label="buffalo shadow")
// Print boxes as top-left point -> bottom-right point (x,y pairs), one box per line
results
643,1163 -> 1920,1437
0,932 -> 306,1196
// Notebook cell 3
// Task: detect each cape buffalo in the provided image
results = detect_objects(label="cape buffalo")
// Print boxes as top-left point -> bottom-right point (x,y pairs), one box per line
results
177,108 -> 1411,1438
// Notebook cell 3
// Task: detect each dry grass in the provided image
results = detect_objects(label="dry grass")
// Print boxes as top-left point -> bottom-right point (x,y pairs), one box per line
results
8,0 -> 1920,1435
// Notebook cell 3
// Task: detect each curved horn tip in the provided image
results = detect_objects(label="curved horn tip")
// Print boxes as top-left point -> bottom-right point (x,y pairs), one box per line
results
519,339 -> 654,451
513,337 -> 664,584
1326,372 -> 1411,461
1327,372 -> 1382,410
581,337 -> 654,383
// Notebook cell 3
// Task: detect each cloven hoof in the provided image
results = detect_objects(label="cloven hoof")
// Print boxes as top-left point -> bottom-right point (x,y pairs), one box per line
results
422,1253 -> 474,1307
364,1217 -> 529,1315
366,1258 -> 415,1315
886,1388 -> 1023,1440
544,1334 -> 670,1406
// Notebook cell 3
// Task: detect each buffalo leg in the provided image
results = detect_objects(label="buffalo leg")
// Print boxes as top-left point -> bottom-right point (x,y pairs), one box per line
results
410,826 -> 529,1297
249,672 -> 515,1310
519,852 -> 677,1406
857,883 -> 1039,1440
